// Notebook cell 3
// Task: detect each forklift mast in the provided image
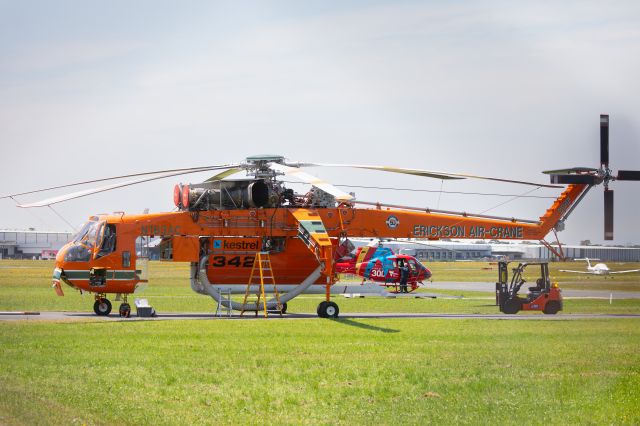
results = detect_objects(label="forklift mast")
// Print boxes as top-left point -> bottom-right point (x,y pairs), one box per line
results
498,261 -> 508,285
495,261 -> 509,306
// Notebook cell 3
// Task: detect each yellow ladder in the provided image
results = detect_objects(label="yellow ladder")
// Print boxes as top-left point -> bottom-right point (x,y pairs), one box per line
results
240,252 -> 283,318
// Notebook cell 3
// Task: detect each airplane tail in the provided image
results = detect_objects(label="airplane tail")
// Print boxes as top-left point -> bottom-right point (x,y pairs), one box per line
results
576,258 -> 599,267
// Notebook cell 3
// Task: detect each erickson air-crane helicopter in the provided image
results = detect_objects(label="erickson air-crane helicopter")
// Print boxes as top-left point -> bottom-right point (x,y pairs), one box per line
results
6,115 -> 639,318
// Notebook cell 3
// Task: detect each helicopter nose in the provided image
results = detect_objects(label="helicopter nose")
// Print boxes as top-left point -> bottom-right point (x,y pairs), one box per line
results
423,267 -> 432,280
55,243 -> 69,263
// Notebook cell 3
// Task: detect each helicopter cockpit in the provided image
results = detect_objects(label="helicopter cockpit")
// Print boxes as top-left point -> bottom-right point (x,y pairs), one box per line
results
395,256 -> 432,281
59,218 -> 117,262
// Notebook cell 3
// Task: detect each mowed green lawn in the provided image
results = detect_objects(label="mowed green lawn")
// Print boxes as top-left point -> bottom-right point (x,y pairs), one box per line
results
1,318 -> 639,425
1,260 -> 640,425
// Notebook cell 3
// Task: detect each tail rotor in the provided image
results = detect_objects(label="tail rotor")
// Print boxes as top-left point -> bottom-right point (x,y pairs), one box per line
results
544,114 -> 640,240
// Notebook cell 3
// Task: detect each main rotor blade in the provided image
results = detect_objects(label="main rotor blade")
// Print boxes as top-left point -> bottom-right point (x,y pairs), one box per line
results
604,188 -> 614,240
16,167 -> 236,208
542,167 -> 598,175
205,167 -> 243,182
616,170 -> 640,181
1,164 -> 239,200
600,114 -> 609,168
301,163 -> 561,188
267,163 -> 354,202
297,163 -> 462,181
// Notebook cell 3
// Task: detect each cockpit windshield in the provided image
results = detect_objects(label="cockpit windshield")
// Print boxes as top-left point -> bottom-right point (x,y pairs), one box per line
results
63,220 -> 105,262
72,220 -> 102,249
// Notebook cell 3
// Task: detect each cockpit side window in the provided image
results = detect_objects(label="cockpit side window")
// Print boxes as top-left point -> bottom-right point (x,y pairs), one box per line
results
96,224 -> 117,259
407,259 -> 418,275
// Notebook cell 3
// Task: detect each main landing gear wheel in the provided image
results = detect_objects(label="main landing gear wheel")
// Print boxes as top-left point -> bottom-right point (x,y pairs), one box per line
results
94,299 -> 112,316
543,300 -> 561,315
119,303 -> 131,318
317,301 -> 339,318
317,301 -> 328,317
502,297 -> 522,315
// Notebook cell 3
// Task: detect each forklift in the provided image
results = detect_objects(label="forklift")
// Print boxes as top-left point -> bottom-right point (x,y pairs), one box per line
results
496,261 -> 563,315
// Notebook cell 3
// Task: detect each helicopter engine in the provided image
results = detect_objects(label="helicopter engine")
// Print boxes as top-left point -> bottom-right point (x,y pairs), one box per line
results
174,179 -> 279,211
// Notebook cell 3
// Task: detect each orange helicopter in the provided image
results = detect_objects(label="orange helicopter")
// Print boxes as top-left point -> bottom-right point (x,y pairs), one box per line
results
8,115 -> 639,318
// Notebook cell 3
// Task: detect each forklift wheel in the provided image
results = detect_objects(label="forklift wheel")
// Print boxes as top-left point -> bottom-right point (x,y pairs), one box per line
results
502,297 -> 522,315
543,300 -> 561,315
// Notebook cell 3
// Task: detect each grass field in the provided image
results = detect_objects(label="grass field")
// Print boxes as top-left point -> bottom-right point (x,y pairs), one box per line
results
1,260 -> 640,425
1,318 -> 639,425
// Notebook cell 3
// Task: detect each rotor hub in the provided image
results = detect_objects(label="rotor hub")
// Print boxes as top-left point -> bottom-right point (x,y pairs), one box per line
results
244,155 -> 286,179
600,166 -> 614,189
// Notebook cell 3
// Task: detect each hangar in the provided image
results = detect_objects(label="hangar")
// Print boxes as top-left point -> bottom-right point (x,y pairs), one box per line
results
0,229 -> 73,259
525,243 -> 640,262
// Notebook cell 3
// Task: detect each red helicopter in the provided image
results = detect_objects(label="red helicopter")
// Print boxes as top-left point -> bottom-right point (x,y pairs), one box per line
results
335,241 -> 431,293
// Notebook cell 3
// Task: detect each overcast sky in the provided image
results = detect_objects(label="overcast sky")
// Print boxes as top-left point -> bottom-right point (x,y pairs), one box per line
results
1,0 -> 639,245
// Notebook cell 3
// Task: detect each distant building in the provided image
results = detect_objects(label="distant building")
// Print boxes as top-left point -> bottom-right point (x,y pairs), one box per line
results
519,244 -> 640,262
0,229 -> 73,260
396,241 -> 490,261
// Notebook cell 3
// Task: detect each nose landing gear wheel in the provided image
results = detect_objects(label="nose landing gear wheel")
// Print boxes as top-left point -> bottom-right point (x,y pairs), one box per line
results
94,299 -> 112,316
119,303 -> 131,318
317,301 -> 339,318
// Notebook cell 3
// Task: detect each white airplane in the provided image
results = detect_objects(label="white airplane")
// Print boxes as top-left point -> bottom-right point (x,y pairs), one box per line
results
559,258 -> 640,276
